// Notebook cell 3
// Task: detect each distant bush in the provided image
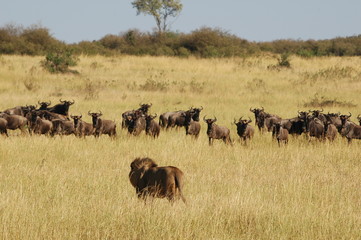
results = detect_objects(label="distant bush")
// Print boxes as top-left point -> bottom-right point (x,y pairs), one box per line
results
41,49 -> 79,74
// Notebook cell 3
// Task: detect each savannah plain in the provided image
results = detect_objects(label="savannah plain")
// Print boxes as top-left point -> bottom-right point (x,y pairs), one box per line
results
0,54 -> 360,239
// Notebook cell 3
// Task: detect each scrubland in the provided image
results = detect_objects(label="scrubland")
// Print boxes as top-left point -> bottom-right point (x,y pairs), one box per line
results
0,54 -> 360,239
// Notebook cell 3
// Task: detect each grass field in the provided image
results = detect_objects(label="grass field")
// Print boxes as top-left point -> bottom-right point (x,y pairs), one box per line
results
0,54 -> 360,239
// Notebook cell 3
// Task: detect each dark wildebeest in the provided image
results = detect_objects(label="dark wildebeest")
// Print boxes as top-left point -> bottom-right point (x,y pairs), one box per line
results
0,118 -> 8,136
273,122 -> 289,146
250,107 -> 265,131
122,103 -> 152,129
88,111 -> 117,138
308,117 -> 325,140
51,119 -> 75,136
0,112 -> 28,134
324,121 -> 338,142
182,111 -> 201,138
129,157 -> 186,203
37,100 -> 51,111
234,117 -> 254,144
47,99 -> 74,116
145,114 -> 160,138
203,116 -> 232,145
127,110 -> 146,136
70,115 -> 94,137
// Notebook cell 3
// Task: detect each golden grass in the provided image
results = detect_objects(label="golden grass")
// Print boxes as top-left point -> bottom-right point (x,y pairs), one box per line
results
0,54 -> 360,239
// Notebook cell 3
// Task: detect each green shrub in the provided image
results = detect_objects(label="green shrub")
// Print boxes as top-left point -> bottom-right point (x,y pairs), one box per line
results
41,49 -> 79,74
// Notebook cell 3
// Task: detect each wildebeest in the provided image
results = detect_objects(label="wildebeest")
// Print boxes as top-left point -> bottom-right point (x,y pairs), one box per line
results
145,114 -> 160,138
126,110 -> 146,136
70,115 -> 94,137
88,111 -> 116,138
182,111 -> 201,138
273,123 -> 289,146
308,117 -> 325,140
129,157 -> 186,203
0,112 -> 28,134
27,111 -> 53,135
203,116 -> 232,145
341,120 -> 361,143
51,119 -> 75,136
36,110 -> 69,121
37,100 -> 51,110
250,107 -> 265,131
47,99 -> 74,116
324,121 -> 338,142
167,107 -> 203,129
4,105 -> 36,117
122,103 -> 152,129
159,110 -> 182,129
0,118 -> 8,136
234,117 -> 254,144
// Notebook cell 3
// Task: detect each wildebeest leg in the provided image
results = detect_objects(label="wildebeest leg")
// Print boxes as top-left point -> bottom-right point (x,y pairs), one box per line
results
277,139 -> 280,147
209,137 -> 213,146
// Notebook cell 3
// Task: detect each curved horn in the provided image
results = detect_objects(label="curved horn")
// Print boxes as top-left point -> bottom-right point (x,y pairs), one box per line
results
239,116 -> 243,121
38,100 -> 42,105
261,106 -> 264,111
203,115 -> 207,122
348,112 -> 352,118
70,99 -> 75,105
214,116 -> 217,122
250,107 -> 253,112
233,118 -> 237,124
60,98 -> 65,103
200,106 -> 203,110
357,114 -> 361,119
248,117 -> 252,123
47,100 -> 51,106
149,103 -> 152,106
153,113 -> 157,118
99,110 -> 103,116
88,110 -> 92,116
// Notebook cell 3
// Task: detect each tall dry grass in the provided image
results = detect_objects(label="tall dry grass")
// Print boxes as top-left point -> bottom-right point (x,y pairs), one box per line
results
0,54 -> 360,239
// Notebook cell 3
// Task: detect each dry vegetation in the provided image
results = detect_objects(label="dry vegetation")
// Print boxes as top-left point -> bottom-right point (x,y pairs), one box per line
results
0,54 -> 360,239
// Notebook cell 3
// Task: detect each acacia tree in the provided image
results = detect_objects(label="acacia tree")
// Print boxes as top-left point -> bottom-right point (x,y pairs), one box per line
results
131,0 -> 183,34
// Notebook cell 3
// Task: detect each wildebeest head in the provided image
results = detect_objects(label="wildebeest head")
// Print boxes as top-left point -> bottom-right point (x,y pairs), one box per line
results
234,117 -> 252,135
145,114 -> 157,129
340,112 -> 352,126
203,115 -> 217,126
88,111 -> 103,126
189,106 -> 203,121
38,100 -> 51,110
70,114 -> 82,128
250,107 -> 264,122
139,103 -> 152,115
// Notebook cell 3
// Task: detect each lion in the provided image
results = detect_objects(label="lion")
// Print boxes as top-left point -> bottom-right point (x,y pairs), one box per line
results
129,157 -> 186,203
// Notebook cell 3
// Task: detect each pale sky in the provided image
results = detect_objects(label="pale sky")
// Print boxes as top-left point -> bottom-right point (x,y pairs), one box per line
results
1,0 -> 360,43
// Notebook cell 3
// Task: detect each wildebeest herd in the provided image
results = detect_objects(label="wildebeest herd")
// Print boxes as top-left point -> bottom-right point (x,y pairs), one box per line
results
1,100 -> 361,145
2,100 -> 361,203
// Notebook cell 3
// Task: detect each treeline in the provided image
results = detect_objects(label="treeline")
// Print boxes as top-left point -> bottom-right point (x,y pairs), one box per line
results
1,24 -> 361,58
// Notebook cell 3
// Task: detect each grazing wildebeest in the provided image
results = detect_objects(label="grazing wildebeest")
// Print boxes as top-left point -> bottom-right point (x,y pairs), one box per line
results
308,117 -> 325,140
0,118 -> 8,136
324,121 -> 338,142
129,157 -> 186,203
145,114 -> 160,138
47,99 -> 74,116
182,111 -> 201,138
88,111 -> 117,138
234,117 -> 254,144
273,122 -> 289,146
203,116 -> 232,145
51,119 -> 75,136
126,110 -> 146,136
122,103 -> 152,129
37,100 -> 51,110
0,112 -> 28,134
70,115 -> 94,137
